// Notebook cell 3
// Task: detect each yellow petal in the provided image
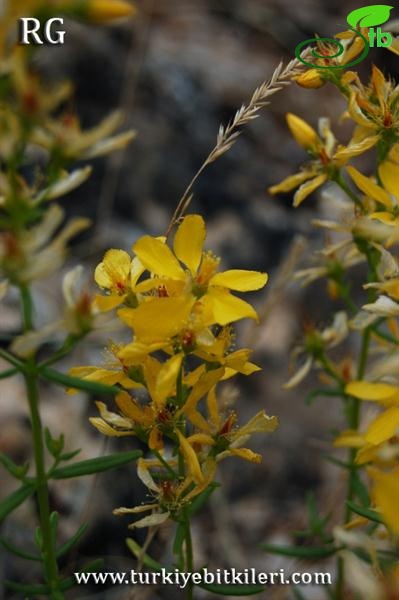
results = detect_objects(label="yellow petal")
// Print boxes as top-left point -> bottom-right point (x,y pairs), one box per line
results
173,215 -> 205,276
379,160 -> 399,200
365,406 -> 399,445
345,381 -> 399,401
118,341 -> 165,364
118,296 -> 194,341
286,113 -> 319,149
235,411 -> 278,437
268,171 -> 314,195
95,249 -> 131,290
148,427 -> 163,450
205,288 -> 259,324
210,269 -> 268,291
369,467 -> 399,535
334,135 -> 378,164
230,448 -> 262,463
186,433 -> 215,446
293,174 -> 327,207
176,431 -> 204,484
94,293 -> 126,311
89,418 -> 133,437
133,236 -> 184,280
154,353 -> 183,407
207,387 -> 221,429
356,443 -> 381,465
181,368 -> 224,418
346,166 -> 393,209
334,430 -> 365,448
115,392 -> 145,422
128,511 -> 170,529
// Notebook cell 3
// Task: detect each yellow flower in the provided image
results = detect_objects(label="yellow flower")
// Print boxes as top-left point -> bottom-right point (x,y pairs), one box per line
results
94,251 -> 144,311
346,66 -> 399,155
269,114 -> 377,206
347,157 -> 399,234
113,215 -> 268,343
113,456 -> 216,528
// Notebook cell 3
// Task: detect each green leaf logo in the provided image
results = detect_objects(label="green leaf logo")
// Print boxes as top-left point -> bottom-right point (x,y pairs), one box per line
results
347,5 -> 394,28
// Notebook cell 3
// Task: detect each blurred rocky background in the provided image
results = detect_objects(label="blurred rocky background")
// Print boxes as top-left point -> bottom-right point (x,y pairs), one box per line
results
1,1 -> 398,598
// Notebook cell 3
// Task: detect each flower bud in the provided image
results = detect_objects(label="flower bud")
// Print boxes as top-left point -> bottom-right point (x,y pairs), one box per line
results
294,69 -> 325,89
86,0 -> 136,23
286,113 -> 319,150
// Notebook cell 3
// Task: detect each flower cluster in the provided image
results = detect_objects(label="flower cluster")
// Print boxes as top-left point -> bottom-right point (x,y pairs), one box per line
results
268,40 -> 399,597
73,214 -> 277,526
0,3 -> 135,348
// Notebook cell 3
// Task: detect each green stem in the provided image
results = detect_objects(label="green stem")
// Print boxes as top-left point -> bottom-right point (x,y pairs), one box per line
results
19,285 -> 62,598
152,449 -> 179,479
39,335 -> 78,368
184,513 -> 194,600
334,172 -> 363,210
336,243 -> 376,599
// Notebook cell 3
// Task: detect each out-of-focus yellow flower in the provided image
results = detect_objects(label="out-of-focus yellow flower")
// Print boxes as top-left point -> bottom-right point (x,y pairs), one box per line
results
284,312 -> 349,389
347,66 -> 399,149
269,114 -> 377,206
0,204 -> 89,285
11,265 -> 105,357
31,111 -> 136,161
345,383 -> 399,443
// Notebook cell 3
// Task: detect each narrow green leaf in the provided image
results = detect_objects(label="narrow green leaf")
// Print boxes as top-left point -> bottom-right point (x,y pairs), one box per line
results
35,526 -> 43,551
45,428 -> 64,458
261,543 -> 337,559
60,559 -> 104,591
199,583 -> 264,596
50,512 -> 59,546
51,450 -> 142,479
0,453 -> 29,479
0,537 -> 40,561
40,367 -> 120,395
188,482 -> 219,515
345,501 -> 383,524
57,523 -> 88,558
0,367 -> 18,380
59,449 -> 81,462
126,538 -> 163,571
0,483 -> 33,522
4,580 -> 50,594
